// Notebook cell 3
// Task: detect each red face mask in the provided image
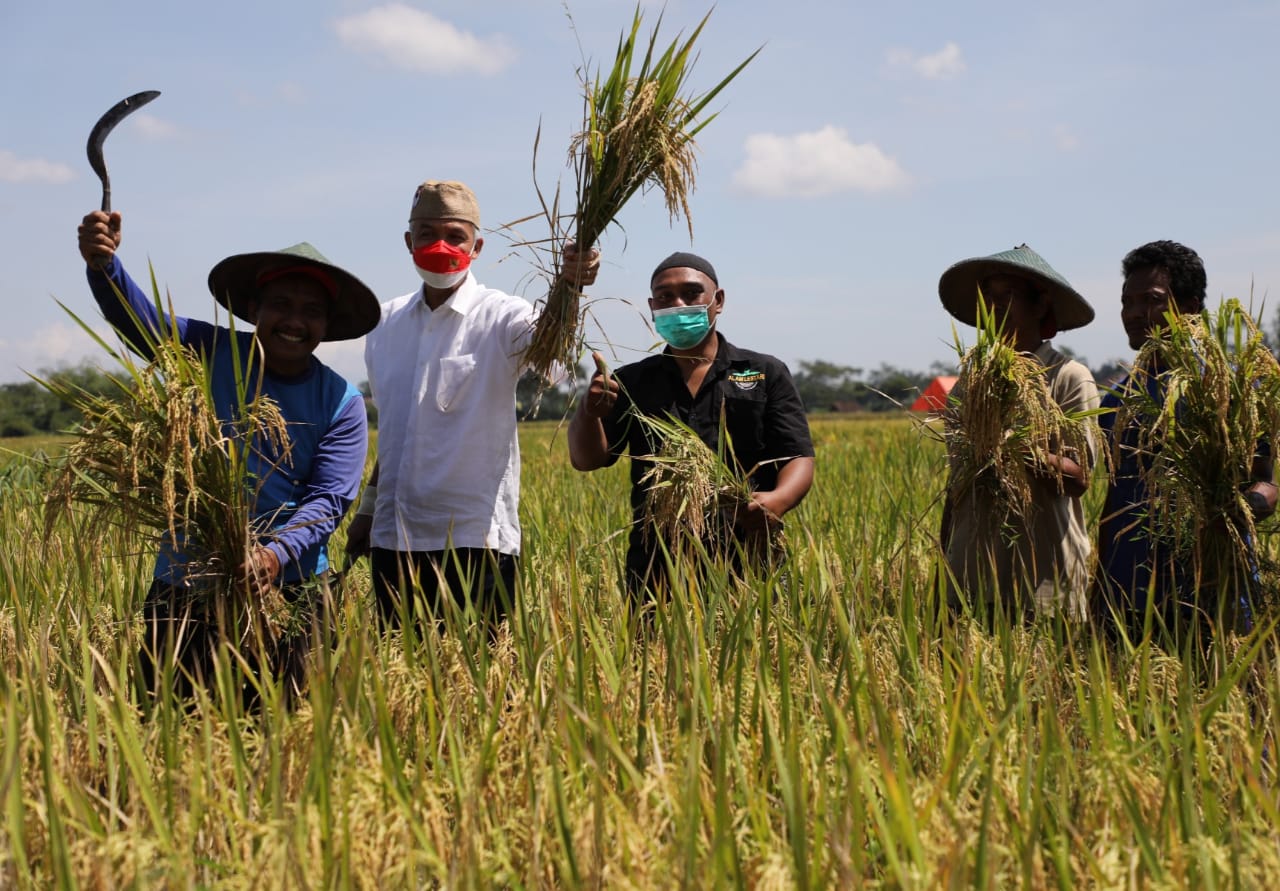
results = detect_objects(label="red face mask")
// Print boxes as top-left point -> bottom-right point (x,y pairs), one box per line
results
412,240 -> 473,275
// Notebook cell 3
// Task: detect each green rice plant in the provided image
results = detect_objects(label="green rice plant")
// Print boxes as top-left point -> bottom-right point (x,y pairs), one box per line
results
6,415 -> 1280,886
38,273 -> 294,651
1111,297 -> 1280,603
522,7 -> 758,380
942,295 -> 1096,525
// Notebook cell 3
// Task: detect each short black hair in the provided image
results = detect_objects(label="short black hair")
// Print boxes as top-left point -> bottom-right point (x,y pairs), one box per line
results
1121,240 -> 1206,312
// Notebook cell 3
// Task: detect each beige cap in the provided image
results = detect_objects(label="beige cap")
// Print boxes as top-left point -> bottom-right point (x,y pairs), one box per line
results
409,180 -> 480,228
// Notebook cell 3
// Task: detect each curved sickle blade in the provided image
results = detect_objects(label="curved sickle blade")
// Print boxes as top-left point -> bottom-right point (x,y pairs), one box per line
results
86,90 -> 161,212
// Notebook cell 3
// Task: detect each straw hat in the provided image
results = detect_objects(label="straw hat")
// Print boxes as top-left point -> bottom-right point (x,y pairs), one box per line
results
938,243 -> 1094,331
207,242 -> 380,342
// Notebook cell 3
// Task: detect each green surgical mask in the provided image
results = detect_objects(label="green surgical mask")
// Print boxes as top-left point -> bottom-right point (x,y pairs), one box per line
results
653,305 -> 712,349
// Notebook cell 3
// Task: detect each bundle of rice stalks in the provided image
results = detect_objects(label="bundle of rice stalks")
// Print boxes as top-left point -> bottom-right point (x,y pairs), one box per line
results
41,283 -> 294,649
521,7 -> 758,380
1111,298 -> 1280,589
943,298 -> 1095,522
633,409 -> 756,551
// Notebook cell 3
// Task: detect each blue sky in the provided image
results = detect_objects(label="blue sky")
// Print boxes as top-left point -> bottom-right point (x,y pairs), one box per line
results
3,1 -> 1278,387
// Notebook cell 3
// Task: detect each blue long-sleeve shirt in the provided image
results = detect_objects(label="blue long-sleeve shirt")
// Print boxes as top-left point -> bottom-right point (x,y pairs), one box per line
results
87,255 -> 367,584
1097,371 -> 1257,632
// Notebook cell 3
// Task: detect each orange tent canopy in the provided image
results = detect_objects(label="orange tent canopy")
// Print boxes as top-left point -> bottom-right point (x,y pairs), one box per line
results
910,375 -> 957,412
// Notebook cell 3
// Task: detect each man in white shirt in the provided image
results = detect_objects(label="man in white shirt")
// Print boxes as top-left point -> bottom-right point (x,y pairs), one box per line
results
345,180 -> 597,628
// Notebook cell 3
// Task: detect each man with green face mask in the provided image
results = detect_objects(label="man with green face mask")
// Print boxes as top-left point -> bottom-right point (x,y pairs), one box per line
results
568,252 -> 815,602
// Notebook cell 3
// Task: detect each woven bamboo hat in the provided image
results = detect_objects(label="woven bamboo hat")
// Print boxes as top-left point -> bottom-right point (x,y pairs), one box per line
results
207,242 -> 380,342
938,243 -> 1094,331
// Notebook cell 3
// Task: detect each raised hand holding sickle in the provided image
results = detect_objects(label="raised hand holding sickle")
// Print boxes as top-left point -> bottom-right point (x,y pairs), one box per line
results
83,90 -> 160,266
86,90 -> 160,213
84,89 -> 290,603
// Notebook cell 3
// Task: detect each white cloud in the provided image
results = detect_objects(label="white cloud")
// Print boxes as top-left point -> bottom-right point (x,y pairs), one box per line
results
886,41 -> 965,80
1053,124 -> 1080,152
132,114 -> 180,140
0,322 -> 106,379
276,82 -> 306,104
732,126 -> 911,198
0,150 -> 75,184
333,4 -> 516,75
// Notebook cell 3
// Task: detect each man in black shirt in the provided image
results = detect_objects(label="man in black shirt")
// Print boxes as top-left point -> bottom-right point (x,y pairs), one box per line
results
568,252 -> 815,599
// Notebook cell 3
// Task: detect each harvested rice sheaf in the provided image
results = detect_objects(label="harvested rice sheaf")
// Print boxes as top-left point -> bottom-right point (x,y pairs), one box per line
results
522,9 -> 758,380
1112,298 -> 1280,587
42,294 -> 295,648
944,304 -> 1094,524
634,409 -> 756,551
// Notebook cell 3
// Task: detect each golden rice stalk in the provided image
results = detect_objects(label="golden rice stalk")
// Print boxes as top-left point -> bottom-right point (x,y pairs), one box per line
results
522,7 -> 759,380
633,409 -> 755,551
1111,298 -> 1280,589
944,297 -> 1094,522
40,280 -> 294,649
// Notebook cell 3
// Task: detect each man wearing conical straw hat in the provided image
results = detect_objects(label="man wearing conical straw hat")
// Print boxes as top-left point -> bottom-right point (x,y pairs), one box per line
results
345,180 -> 599,630
937,243 -> 1100,623
1095,240 -> 1277,640
78,208 -> 380,704
567,251 -> 815,603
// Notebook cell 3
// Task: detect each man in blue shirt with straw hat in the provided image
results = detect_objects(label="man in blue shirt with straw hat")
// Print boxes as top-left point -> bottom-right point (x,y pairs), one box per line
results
78,208 -> 379,705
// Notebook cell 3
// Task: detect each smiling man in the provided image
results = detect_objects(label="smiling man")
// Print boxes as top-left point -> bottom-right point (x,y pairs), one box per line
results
1096,240 -> 1277,640
345,180 -> 599,632
568,251 -> 815,603
77,208 -> 379,703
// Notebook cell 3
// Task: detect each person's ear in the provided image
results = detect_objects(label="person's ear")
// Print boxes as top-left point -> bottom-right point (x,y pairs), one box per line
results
404,231 -> 413,253
246,299 -> 260,324
471,236 -> 484,259
706,288 -> 725,324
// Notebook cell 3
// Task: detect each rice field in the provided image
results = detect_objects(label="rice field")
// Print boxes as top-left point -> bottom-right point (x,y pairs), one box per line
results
2,413 -> 1279,888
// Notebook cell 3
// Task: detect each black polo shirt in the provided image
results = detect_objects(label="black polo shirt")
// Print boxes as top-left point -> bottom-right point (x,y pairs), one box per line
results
600,333 -> 814,576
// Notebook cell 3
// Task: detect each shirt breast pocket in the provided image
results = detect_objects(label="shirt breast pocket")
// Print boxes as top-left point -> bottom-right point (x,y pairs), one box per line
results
437,354 -> 477,412
722,390 -> 767,462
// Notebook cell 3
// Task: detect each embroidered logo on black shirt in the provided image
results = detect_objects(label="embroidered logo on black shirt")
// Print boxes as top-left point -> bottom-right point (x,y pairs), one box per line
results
728,368 -> 766,391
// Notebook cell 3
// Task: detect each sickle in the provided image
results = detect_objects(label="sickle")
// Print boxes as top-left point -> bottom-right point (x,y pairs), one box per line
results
86,90 -> 161,213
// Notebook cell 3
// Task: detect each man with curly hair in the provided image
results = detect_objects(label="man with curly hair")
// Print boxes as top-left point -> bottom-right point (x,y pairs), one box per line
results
1095,240 -> 1277,640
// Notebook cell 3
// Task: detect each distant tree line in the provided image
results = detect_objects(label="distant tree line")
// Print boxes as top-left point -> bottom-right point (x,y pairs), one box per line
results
5,327 -> 1278,435
789,360 -> 949,413
0,362 -> 587,437
0,364 -> 119,437
792,349 -> 1128,413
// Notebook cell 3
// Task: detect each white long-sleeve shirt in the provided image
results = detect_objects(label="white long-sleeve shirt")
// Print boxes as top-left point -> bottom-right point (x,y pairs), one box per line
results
365,272 -> 534,554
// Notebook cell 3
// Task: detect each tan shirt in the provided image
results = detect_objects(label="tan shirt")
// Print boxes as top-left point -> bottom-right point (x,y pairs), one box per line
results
944,341 -> 1100,620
